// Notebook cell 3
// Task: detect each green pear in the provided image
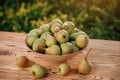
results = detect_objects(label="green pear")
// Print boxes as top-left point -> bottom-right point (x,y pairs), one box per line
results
54,30 -> 69,44
49,19 -> 63,26
40,32 -> 52,40
39,24 -> 51,32
71,45 -> 80,52
45,34 -> 57,47
71,28 -> 80,34
76,35 -> 89,49
29,29 -> 41,36
30,64 -> 48,79
25,34 -> 39,48
16,55 -> 34,68
78,49 -> 92,74
45,45 -> 61,55
58,63 -> 71,76
70,41 -> 80,52
51,23 -> 61,33
32,38 -> 46,53
61,42 -> 73,55
38,28 -> 44,36
70,41 -> 77,46
70,31 -> 88,40
62,21 -> 75,34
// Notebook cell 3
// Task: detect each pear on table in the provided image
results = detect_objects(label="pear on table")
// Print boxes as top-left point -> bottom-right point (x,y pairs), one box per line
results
30,64 -> 48,79
16,55 -> 34,68
77,49 -> 92,74
58,63 -> 71,76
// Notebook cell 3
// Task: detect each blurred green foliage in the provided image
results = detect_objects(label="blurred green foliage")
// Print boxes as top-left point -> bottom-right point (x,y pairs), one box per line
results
0,0 -> 120,40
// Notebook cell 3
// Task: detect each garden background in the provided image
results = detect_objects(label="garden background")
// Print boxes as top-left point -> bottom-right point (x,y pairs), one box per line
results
0,0 -> 120,40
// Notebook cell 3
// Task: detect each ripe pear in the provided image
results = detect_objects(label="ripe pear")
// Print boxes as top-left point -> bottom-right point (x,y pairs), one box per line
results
62,21 -> 75,34
60,42 -> 73,55
45,45 -> 61,55
54,30 -> 69,44
39,24 -> 51,32
70,31 -> 88,40
30,64 -> 48,79
45,34 -> 57,47
29,29 -> 41,36
76,35 -> 89,49
51,23 -> 61,33
78,49 -> 92,74
32,38 -> 46,53
49,19 -> 63,26
40,32 -> 52,40
25,34 -> 39,48
58,63 -> 71,76
16,55 -> 34,68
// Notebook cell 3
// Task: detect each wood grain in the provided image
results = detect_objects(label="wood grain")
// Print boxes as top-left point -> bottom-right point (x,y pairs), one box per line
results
0,31 -> 120,80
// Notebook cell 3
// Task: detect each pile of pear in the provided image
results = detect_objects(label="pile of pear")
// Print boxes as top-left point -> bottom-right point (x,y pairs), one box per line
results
25,19 -> 89,55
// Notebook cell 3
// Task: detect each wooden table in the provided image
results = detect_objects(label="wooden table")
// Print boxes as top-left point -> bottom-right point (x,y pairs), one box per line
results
0,31 -> 120,80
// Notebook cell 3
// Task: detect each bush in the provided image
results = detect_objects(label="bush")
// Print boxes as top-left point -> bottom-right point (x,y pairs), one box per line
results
0,0 -> 120,40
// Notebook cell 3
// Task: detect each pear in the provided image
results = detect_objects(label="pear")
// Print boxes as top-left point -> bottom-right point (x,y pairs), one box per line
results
62,21 -> 75,34
45,45 -> 61,55
58,63 -> 71,76
70,41 -> 80,52
45,34 -> 57,47
76,35 -> 89,49
71,28 -> 80,33
49,19 -> 63,26
25,34 -> 39,48
78,49 -> 92,74
72,45 -> 80,52
54,30 -> 69,44
40,32 -> 52,40
70,41 -> 77,46
32,38 -> 46,53
39,24 -> 51,32
16,55 -> 34,68
29,29 -> 41,36
30,64 -> 48,79
61,42 -> 73,55
70,31 -> 88,40
51,23 -> 61,33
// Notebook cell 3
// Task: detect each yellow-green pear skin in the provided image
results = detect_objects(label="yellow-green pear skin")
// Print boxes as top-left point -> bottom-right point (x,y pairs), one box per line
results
45,45 -> 61,55
25,34 -> 39,48
28,29 -> 41,36
76,35 -> 88,49
49,19 -> 63,26
30,64 -> 48,79
39,24 -> 51,32
45,34 -> 57,47
51,23 -> 61,33
62,21 -> 75,34
16,55 -> 34,68
78,49 -> 92,74
70,31 -> 88,40
54,30 -> 69,44
58,63 -> 71,76
78,58 -> 92,74
32,38 -> 46,53
40,32 -> 52,40
61,42 -> 73,55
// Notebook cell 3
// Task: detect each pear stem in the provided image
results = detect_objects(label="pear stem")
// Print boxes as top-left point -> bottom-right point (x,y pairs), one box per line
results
85,49 -> 92,60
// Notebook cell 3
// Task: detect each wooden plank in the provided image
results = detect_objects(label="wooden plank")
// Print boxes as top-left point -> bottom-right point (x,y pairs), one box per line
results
0,31 -> 120,80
